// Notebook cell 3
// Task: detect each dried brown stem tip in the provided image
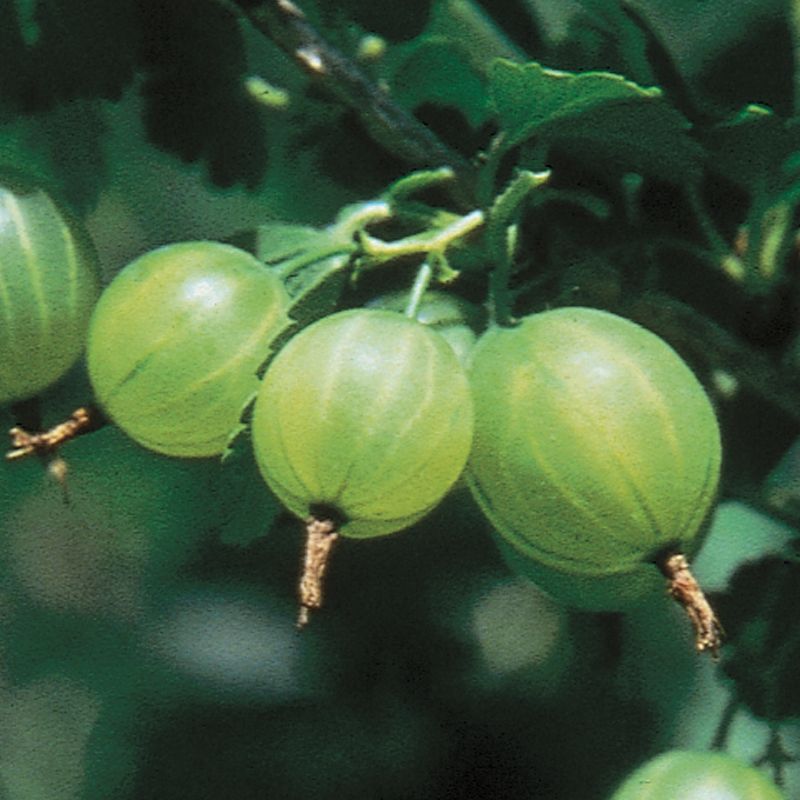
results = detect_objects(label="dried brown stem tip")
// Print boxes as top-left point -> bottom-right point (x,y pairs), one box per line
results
660,552 -> 723,658
6,406 -> 95,461
297,516 -> 339,628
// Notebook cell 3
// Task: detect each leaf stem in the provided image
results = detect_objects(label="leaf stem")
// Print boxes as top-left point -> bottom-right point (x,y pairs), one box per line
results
710,694 -> 739,750
384,168 -> 456,204
360,209 -> 484,261
276,241 -> 354,281
276,201 -> 391,285
486,169 -> 550,326
685,182 -> 744,283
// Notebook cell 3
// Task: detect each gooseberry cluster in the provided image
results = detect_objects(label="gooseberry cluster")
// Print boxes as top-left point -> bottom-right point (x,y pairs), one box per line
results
3,181 -> 723,649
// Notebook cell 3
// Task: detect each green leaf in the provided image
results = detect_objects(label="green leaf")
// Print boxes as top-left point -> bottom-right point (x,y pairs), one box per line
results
283,253 -> 350,328
216,428 -> 281,548
388,36 -> 491,128
491,59 -> 659,144
253,221 -> 353,326
378,0 -> 529,130
558,0 -> 655,85
255,222 -> 326,265
489,59 -> 703,182
0,98 -> 107,213
702,104 -> 798,194
619,3 -> 702,122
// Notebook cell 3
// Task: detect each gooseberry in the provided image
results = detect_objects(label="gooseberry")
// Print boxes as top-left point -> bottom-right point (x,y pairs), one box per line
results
466,307 -> 722,652
0,183 -> 100,405
250,307 -> 474,622
366,290 -> 484,365
609,750 -> 785,799
87,241 -> 290,457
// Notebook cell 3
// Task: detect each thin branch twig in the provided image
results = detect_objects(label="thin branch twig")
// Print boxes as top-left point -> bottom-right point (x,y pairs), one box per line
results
232,0 -> 476,200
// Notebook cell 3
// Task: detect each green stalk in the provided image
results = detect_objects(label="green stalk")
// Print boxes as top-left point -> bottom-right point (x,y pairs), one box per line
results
486,170 -> 550,326
404,262 -> 434,319
685,183 -> 745,283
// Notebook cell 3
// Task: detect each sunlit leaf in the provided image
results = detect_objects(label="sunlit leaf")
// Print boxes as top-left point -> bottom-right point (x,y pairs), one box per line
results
489,59 -> 703,182
389,37 -> 491,128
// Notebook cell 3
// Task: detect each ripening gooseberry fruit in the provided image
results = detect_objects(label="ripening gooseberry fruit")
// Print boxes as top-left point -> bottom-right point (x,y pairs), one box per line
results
0,183 -> 100,405
609,750 -> 786,799
366,290 -> 484,365
250,308 -> 474,623
466,307 -> 723,654
87,241 -> 290,457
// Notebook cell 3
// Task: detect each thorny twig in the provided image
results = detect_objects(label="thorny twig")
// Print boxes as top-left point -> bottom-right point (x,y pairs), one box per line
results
231,0 -> 476,203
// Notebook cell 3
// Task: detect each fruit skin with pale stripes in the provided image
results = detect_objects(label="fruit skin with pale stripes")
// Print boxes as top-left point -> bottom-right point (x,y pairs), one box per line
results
366,289 -> 483,366
0,184 -> 100,405
87,241 -> 290,457
250,308 -> 474,538
466,307 -> 721,611
609,750 -> 785,799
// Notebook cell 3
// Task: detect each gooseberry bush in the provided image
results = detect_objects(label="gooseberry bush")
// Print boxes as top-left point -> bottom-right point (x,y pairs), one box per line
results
2,1 -> 800,798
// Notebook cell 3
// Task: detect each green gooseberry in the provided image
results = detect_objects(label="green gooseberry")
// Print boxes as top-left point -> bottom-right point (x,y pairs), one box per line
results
0,183 -> 100,404
467,307 -> 722,651
252,307 -> 473,537
365,289 -> 484,365
609,750 -> 785,799
250,307 -> 474,622
87,241 -> 290,457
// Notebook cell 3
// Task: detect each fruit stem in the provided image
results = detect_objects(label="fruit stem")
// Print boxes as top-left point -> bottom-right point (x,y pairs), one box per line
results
297,516 -> 340,628
659,552 -> 723,658
6,405 -> 102,461
405,261 -> 433,319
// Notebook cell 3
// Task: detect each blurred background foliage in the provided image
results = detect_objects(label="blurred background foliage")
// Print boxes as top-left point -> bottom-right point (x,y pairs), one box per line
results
1,0 -> 800,798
